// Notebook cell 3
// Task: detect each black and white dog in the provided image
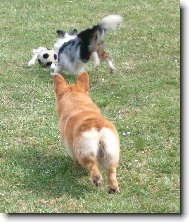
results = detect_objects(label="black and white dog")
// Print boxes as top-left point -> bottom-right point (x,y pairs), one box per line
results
52,15 -> 123,75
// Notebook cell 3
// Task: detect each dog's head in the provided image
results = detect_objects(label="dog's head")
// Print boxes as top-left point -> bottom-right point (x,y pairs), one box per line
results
53,72 -> 89,116
55,29 -> 78,51
56,29 -> 78,38
53,72 -> 89,97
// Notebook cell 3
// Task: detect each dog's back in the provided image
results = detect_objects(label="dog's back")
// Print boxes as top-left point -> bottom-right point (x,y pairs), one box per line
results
53,72 -> 120,192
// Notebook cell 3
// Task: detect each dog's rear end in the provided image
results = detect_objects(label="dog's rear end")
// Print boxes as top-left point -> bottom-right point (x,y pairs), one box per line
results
77,15 -> 123,58
53,72 -> 120,192
73,116 -> 120,192
77,126 -> 120,191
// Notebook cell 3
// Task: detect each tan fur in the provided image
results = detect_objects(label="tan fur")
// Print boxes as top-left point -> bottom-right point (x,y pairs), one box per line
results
93,42 -> 114,73
97,48 -> 111,64
53,72 -> 120,192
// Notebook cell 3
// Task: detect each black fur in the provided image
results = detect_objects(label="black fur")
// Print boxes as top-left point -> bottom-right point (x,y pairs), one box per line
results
38,59 -> 42,64
43,53 -> 49,59
56,30 -> 65,38
46,62 -> 52,66
77,25 -> 100,62
69,29 -> 78,35
54,54 -> 57,60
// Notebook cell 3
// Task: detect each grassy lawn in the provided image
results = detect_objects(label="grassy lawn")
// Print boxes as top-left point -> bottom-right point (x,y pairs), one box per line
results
0,0 -> 180,213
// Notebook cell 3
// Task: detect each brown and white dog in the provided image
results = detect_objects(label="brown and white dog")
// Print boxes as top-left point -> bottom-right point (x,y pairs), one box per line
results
53,72 -> 120,193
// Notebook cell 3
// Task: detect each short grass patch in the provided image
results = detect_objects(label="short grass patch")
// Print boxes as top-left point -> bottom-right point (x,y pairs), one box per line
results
0,0 -> 180,213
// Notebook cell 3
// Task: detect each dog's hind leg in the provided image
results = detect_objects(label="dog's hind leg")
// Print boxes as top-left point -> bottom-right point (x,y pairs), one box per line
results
75,130 -> 103,187
91,52 -> 101,70
106,58 -> 115,73
98,128 -> 120,193
107,163 -> 119,193
81,155 -> 103,187
98,50 -> 115,73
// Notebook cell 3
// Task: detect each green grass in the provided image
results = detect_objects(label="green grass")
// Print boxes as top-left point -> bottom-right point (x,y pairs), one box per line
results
0,0 -> 180,213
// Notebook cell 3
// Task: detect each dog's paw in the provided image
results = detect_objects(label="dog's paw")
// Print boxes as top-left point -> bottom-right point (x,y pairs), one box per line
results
108,185 -> 120,194
110,67 -> 115,73
94,64 -> 100,71
92,175 -> 103,187
95,67 -> 99,71
74,160 -> 81,169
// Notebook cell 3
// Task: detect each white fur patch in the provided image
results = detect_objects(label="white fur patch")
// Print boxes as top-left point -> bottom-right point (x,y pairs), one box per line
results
106,59 -> 114,71
76,128 -> 99,157
91,52 -> 100,67
54,33 -> 77,52
75,128 -> 119,169
98,128 -> 120,168
99,15 -> 123,31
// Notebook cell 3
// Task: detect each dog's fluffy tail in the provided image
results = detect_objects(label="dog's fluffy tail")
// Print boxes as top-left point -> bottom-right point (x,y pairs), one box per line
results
98,15 -> 123,32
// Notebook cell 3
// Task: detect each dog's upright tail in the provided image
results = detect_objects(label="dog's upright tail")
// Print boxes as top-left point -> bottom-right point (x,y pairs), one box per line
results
98,15 -> 123,32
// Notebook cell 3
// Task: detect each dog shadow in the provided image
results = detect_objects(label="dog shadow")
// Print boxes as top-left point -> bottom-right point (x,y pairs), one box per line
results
12,147 -> 94,199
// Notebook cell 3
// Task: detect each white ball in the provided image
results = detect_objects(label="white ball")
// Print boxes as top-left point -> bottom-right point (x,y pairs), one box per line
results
38,49 -> 57,67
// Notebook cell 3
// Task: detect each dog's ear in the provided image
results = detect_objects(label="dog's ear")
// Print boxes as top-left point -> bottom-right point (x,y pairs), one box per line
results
70,29 -> 78,35
56,29 -> 65,38
53,73 -> 68,95
76,72 -> 89,92
72,29 -> 78,35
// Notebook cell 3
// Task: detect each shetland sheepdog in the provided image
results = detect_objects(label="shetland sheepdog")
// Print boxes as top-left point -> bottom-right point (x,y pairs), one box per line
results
55,28 -> 114,73
52,15 -> 123,75
53,72 -> 120,193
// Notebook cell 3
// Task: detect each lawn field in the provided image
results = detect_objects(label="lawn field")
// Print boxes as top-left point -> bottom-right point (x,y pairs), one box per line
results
0,0 -> 180,213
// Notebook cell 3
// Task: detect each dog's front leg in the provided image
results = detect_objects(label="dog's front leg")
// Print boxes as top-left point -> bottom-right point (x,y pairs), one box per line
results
51,65 -> 63,75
